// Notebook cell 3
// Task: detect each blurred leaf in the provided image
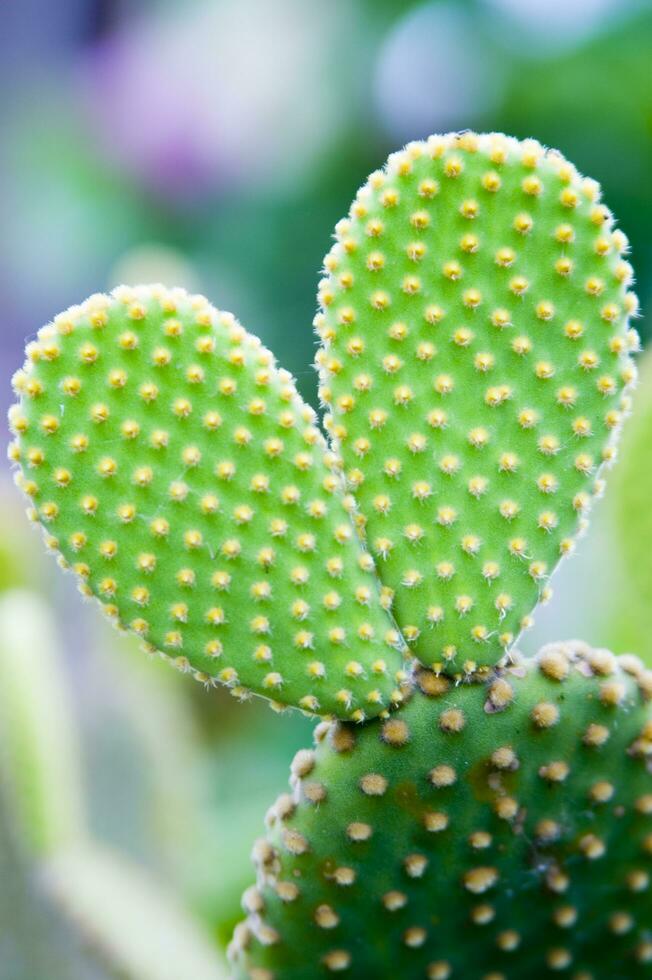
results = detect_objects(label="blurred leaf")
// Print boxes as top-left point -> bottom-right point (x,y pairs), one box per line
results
610,349 -> 652,660
196,700 -> 313,945
0,787 -> 115,980
82,628 -> 208,896
44,844 -> 228,980
0,481 -> 47,593
0,590 -> 86,854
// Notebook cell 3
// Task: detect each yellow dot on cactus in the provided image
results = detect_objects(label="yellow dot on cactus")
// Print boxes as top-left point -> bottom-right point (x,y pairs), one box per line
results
464,867 -> 498,894
522,175 -> 543,196
555,256 -> 574,277
460,199 -> 479,220
482,170 -> 501,192
443,155 -> 463,178
532,701 -> 560,728
442,261 -> 462,281
418,178 -> 439,198
460,233 -> 479,253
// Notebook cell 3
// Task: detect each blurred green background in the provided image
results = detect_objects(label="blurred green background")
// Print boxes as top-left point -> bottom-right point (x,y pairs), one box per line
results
0,0 -> 651,976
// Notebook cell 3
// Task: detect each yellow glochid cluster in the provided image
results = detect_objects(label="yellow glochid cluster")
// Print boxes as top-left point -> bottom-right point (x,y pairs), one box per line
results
9,285 -> 406,719
315,132 -> 638,672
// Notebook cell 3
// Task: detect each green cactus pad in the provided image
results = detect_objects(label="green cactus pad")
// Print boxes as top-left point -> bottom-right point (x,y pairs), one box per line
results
315,132 -> 638,672
231,642 -> 652,979
9,285 -> 406,719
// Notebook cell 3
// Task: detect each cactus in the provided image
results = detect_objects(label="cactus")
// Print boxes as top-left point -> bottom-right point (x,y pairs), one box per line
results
230,643 -> 652,978
8,131 -> 650,977
315,132 -> 637,672
9,287 -> 405,719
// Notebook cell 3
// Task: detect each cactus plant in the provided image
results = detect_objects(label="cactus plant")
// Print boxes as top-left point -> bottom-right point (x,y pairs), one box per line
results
230,643 -> 652,978
315,132 -> 636,672
9,287 -> 405,720
8,131 -> 650,977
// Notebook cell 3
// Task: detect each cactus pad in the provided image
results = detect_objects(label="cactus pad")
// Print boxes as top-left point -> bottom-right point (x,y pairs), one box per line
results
9,285 -> 406,719
231,642 -> 652,978
316,132 -> 638,671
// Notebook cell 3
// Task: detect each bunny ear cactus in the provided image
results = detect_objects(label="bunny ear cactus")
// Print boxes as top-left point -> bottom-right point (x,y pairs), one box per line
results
315,132 -> 638,672
9,287 -> 406,720
7,131 -> 649,977
230,644 -> 652,979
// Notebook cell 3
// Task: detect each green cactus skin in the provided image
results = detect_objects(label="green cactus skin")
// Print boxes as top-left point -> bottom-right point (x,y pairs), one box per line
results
9,285 -> 406,720
230,643 -> 652,980
315,132 -> 638,673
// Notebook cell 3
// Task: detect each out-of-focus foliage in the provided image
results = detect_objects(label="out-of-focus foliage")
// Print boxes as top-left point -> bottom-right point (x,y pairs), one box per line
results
0,782 -> 113,980
0,591 -> 85,854
0,587 -> 227,978
610,351 -> 652,659
44,845 -> 227,980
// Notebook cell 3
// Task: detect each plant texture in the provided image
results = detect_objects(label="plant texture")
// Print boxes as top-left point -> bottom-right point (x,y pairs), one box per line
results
9,289 -> 405,720
8,132 -> 649,978
315,132 -> 636,672
230,644 -> 652,978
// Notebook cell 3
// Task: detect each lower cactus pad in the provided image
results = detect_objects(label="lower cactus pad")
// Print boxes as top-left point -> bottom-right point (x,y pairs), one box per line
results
230,642 -> 652,978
